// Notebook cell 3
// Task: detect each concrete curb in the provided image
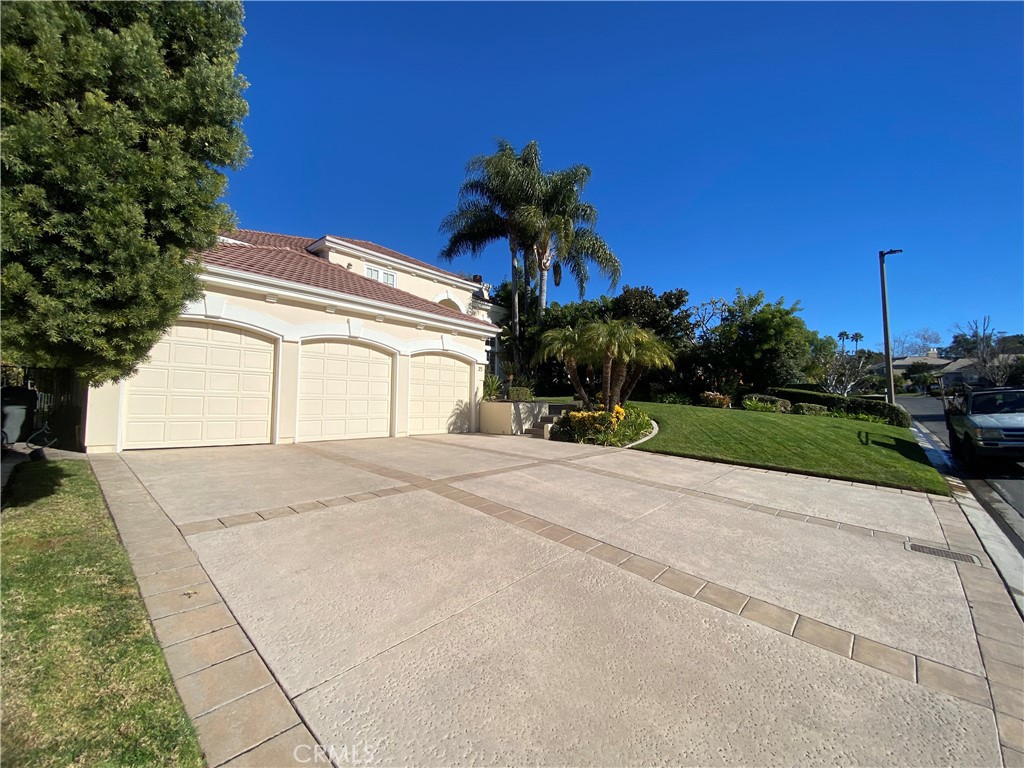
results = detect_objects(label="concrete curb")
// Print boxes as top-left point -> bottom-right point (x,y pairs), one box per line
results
624,419 -> 659,450
909,420 -> 1024,618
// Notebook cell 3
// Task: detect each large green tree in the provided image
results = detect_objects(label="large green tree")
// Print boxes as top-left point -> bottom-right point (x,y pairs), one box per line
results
682,290 -> 813,395
1,1 -> 249,383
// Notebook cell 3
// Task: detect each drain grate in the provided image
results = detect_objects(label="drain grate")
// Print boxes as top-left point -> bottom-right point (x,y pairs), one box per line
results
905,542 -> 980,565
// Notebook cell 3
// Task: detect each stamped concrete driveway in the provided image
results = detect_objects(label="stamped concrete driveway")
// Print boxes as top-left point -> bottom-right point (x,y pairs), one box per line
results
96,434 -> 1024,767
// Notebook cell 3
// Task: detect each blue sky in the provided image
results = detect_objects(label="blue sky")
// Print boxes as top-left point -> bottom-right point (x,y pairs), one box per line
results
226,2 -> 1022,350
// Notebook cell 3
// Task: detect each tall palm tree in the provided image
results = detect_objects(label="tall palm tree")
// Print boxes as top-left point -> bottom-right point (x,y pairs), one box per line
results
522,165 -> 620,320
837,330 -> 850,353
535,326 -> 593,409
439,139 -> 543,371
851,332 -> 864,354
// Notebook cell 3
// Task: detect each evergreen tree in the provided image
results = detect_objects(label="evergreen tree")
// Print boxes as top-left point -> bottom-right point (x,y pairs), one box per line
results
1,1 -> 249,382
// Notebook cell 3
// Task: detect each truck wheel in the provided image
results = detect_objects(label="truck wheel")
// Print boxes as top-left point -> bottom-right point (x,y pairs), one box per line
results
962,437 -> 982,470
948,430 -> 962,459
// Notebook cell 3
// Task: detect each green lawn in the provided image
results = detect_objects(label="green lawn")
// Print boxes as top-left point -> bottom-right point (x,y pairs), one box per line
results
1,461 -> 203,767
634,402 -> 949,495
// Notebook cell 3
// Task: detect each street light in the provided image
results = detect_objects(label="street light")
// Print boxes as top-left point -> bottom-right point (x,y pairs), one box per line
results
879,248 -> 903,406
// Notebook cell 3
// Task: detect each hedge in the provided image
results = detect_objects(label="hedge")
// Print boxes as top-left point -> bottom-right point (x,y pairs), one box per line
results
767,388 -> 911,427
792,402 -> 828,416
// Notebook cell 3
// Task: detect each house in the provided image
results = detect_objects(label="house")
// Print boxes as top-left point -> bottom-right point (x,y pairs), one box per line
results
83,230 -> 503,453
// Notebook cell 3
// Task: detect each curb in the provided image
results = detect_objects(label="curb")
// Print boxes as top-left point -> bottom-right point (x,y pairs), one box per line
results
909,420 -> 1024,618
624,419 -> 659,450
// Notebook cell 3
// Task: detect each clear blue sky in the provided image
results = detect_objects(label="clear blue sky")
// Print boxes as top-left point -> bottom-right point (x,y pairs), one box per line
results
226,1 -> 1023,351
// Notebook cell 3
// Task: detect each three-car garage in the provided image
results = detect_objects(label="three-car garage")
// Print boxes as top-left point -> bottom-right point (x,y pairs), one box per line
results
117,321 -> 479,451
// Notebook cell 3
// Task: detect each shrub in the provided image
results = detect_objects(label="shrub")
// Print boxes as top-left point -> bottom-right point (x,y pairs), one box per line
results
507,386 -> 534,402
792,402 -> 828,416
550,404 -> 652,447
828,409 -> 888,424
482,373 -> 502,401
742,394 -> 792,413
652,392 -> 691,405
767,388 -> 911,427
700,391 -> 733,408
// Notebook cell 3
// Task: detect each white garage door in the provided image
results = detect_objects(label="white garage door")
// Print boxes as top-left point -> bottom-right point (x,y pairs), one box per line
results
123,322 -> 275,449
409,354 -> 472,434
298,341 -> 392,441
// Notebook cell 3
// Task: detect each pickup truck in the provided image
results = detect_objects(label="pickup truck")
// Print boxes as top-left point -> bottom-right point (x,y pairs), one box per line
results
945,386 -> 1024,468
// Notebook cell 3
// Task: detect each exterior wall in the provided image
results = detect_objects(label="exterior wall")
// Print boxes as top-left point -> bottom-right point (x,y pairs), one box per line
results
320,249 -> 479,311
84,283 -> 489,452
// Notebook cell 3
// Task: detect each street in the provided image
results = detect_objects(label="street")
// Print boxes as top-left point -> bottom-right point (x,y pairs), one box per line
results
898,394 -> 1024,538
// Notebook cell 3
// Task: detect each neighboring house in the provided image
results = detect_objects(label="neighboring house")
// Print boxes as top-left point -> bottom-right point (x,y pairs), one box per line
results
83,230 -> 502,453
937,355 -> 1020,387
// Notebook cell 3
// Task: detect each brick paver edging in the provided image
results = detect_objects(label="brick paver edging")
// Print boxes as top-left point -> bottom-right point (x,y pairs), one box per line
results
90,455 -> 325,767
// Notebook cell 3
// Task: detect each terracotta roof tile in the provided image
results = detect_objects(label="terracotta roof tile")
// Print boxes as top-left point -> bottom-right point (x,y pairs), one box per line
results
202,235 -> 495,330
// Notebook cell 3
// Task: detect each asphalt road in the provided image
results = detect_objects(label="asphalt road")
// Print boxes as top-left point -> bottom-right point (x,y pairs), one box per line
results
898,394 -> 1024,521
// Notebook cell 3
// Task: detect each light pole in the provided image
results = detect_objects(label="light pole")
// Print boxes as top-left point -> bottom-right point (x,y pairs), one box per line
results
879,248 -> 903,405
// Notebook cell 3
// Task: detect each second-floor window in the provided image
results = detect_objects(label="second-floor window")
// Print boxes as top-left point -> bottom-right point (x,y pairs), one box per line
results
365,266 -> 397,287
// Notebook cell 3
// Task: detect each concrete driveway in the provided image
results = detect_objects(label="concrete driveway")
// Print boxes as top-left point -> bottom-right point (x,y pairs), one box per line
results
92,435 -> 1024,767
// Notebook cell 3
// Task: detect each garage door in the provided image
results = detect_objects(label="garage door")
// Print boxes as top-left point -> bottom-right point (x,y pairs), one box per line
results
297,341 -> 392,441
409,354 -> 472,434
123,322 -> 276,449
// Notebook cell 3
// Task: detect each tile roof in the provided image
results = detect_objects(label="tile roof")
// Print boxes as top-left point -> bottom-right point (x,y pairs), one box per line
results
234,229 -> 467,282
201,231 -> 495,330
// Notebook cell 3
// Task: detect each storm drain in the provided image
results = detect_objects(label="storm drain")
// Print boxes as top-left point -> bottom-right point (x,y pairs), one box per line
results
904,542 -> 981,565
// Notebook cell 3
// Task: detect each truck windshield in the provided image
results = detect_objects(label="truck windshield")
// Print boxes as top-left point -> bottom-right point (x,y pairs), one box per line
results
971,392 -> 1024,415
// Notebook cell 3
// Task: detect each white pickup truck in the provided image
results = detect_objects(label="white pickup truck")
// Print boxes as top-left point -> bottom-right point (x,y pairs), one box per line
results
945,387 -> 1024,468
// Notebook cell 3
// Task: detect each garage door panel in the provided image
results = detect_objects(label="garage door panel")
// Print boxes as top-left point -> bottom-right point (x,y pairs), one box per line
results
206,397 -> 238,416
122,322 -> 275,449
242,374 -> 271,393
171,370 -> 207,391
241,397 -> 271,415
168,421 -> 205,442
149,342 -> 171,364
128,394 -> 167,417
209,372 -> 240,391
408,354 -> 472,435
171,395 -> 206,416
173,344 -> 209,366
134,368 -> 170,390
324,379 -> 348,396
302,357 -> 325,375
126,422 -> 165,444
297,341 -> 391,441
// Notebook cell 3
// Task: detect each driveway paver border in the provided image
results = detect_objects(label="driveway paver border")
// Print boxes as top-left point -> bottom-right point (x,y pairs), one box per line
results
90,455 -> 323,767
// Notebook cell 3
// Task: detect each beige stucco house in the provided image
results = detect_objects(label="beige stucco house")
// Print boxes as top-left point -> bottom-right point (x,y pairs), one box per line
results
83,229 -> 503,453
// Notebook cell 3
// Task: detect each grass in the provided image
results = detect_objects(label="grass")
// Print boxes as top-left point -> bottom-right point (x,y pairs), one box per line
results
633,402 -> 949,495
1,460 -> 203,768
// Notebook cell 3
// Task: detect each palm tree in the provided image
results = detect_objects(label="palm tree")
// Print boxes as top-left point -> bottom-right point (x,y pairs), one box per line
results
521,166 -> 621,320
535,326 -> 593,409
837,330 -> 850,354
439,139 -> 543,371
851,332 -> 864,354
620,335 -> 675,404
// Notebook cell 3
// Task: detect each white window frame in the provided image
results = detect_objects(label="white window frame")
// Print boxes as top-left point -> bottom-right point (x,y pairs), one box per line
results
365,266 -> 397,288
